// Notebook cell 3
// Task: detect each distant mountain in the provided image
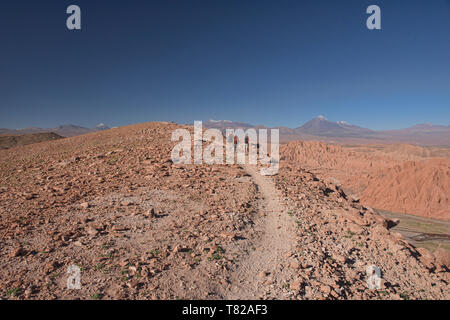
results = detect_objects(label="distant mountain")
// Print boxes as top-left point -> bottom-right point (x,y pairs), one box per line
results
0,123 -> 110,137
95,123 -> 110,131
0,127 -> 48,135
378,123 -> 450,146
203,120 -> 256,129
295,116 -> 376,137
0,132 -> 64,150
0,129 -> 12,135
385,123 -> 450,133
199,117 -> 449,146
273,126 -> 298,135
203,120 -> 263,133
52,125 -> 94,137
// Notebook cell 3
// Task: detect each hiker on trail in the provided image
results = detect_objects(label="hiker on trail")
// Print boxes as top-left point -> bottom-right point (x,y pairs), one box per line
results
245,135 -> 249,153
226,132 -> 233,147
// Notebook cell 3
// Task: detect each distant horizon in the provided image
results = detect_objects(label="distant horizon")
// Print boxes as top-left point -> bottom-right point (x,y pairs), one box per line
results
1,1 -> 449,131
2,115 -> 449,133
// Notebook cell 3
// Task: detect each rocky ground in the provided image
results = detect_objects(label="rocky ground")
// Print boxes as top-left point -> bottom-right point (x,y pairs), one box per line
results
272,163 -> 449,299
0,122 -> 448,300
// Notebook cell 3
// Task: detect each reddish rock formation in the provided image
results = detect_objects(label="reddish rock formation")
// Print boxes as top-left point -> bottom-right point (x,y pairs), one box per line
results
281,141 -> 450,220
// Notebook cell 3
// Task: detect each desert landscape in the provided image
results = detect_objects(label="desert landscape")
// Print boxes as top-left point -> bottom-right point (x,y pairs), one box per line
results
1,0 -> 449,305
0,121 -> 448,300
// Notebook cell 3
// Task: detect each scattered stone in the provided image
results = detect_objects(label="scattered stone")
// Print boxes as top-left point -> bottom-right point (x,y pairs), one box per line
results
289,279 -> 302,292
258,271 -> 268,278
120,201 -> 134,207
119,259 -> 129,267
334,254 -> 346,264
86,226 -> 99,236
320,284 -> 331,295
10,246 -> 26,257
24,193 -> 37,200
80,202 -> 90,209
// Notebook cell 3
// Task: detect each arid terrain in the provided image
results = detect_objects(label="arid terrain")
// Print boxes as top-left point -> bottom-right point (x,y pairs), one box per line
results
0,122 -> 448,300
281,141 -> 450,220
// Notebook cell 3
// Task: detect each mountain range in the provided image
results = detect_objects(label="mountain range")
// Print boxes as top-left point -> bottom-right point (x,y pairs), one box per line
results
1,117 -> 449,146
203,116 -> 450,146
0,123 -> 110,137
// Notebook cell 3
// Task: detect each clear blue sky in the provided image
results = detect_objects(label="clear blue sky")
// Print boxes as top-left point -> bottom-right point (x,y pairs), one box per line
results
0,0 -> 449,130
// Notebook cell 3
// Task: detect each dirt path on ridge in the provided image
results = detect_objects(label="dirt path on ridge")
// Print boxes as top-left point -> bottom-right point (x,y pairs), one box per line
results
221,164 -> 297,299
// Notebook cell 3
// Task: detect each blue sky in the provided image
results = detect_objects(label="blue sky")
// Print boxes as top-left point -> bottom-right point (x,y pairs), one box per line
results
0,0 -> 449,130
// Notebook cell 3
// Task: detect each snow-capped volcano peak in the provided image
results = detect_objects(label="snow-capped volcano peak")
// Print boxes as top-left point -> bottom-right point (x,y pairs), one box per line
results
94,123 -> 110,131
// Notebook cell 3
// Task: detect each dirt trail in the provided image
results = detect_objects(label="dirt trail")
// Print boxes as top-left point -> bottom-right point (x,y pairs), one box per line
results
222,165 -> 297,299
